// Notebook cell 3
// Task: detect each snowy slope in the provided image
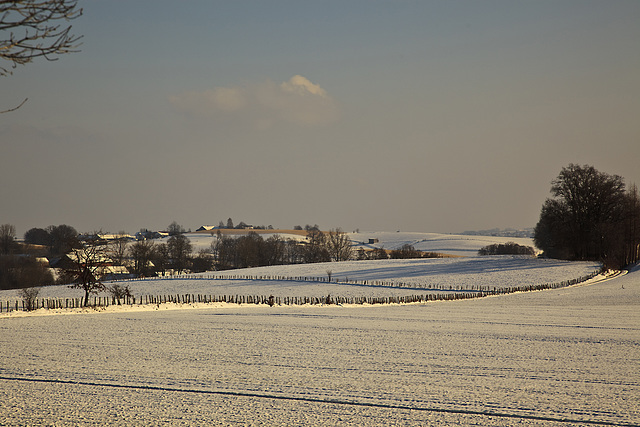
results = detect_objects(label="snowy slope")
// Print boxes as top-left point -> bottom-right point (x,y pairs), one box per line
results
0,256 -> 600,301
184,230 -> 536,257
349,231 -> 536,256
0,265 -> 637,426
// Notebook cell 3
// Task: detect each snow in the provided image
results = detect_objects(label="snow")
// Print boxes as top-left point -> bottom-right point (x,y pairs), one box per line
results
0,256 -> 637,425
349,231 -> 537,257
182,230 -> 536,256
0,256 -> 600,301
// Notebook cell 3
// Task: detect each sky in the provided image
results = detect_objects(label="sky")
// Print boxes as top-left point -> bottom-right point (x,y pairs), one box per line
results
1,0 -> 639,237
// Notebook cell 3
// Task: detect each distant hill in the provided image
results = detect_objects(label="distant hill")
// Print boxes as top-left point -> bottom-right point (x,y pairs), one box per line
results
348,231 -> 536,257
185,230 -> 537,257
460,228 -> 534,238
192,228 -> 307,237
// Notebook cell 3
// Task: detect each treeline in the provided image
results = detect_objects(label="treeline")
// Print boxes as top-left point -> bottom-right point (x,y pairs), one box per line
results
3,270 -> 600,314
534,164 -> 640,270
213,228 -> 353,269
0,253 -> 55,290
214,218 -> 275,230
210,228 -> 444,269
0,224 -> 66,290
478,242 -> 535,256
0,222 -> 203,293
0,222 -> 361,297
387,244 -> 445,259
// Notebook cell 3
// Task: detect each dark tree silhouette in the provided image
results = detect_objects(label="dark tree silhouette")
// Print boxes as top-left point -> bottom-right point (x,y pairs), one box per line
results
62,234 -> 108,306
24,227 -> 51,246
129,239 -> 155,277
46,224 -> 79,255
327,228 -> 352,261
390,244 -> 422,259
167,234 -> 192,274
302,229 -> 330,263
534,164 -> 639,269
0,224 -> 17,255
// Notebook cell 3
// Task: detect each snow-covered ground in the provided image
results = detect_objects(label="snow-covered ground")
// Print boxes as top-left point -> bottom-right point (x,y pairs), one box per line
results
0,257 -> 637,426
349,231 -> 537,257
0,256 -> 600,301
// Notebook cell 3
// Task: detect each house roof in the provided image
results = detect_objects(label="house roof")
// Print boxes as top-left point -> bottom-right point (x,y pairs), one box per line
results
196,225 -> 219,231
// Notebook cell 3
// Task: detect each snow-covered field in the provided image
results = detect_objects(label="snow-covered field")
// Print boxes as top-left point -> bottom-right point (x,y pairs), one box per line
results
0,265 -> 638,426
185,230 -> 537,257
349,231 -> 537,257
0,256 -> 600,301
0,246 -> 637,425
0,232 -> 587,303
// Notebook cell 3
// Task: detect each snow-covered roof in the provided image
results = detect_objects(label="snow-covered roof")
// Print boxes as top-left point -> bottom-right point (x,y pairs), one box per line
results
196,225 -> 219,231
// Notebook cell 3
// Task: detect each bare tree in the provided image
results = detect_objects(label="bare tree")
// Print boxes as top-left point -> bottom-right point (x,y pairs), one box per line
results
235,232 -> 264,268
283,238 -> 303,264
19,286 -> 39,311
327,228 -> 353,262
107,232 -> 129,267
212,232 -> 236,270
264,234 -> 286,265
368,247 -> 388,260
191,248 -> 213,273
151,242 -> 169,276
302,228 -> 330,263
390,244 -> 422,259
167,234 -> 192,274
478,242 -> 535,256
167,221 -> 185,236
1,0 -> 82,111
129,239 -> 154,277
62,235 -> 108,306
108,283 -> 132,305
0,223 -> 17,255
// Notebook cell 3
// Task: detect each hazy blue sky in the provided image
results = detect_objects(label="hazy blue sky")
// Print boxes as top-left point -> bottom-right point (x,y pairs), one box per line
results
2,1 -> 639,236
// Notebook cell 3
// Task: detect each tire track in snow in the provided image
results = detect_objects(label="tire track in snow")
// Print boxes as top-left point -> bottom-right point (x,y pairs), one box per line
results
2,376 -> 637,426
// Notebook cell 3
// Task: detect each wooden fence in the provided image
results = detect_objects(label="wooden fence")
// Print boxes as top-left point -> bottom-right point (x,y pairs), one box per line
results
116,270 -> 602,293
1,270 -> 600,314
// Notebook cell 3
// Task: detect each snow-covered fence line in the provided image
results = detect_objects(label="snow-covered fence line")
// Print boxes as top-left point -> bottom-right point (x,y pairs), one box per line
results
0,292 -> 486,313
1,270 -> 600,313
112,269 -> 602,293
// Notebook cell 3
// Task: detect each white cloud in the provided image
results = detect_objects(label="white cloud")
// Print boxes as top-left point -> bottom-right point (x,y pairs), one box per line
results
280,75 -> 328,97
169,76 -> 338,127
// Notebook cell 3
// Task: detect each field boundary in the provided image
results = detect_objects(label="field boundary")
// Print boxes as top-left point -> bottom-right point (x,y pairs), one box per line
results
1,270 -> 600,314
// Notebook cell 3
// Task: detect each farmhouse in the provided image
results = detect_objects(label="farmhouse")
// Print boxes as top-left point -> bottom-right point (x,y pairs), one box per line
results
49,253 -> 132,281
196,225 -> 220,232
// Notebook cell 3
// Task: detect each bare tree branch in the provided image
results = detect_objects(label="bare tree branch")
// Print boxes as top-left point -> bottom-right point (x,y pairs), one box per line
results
0,96 -> 26,113
0,0 -> 82,76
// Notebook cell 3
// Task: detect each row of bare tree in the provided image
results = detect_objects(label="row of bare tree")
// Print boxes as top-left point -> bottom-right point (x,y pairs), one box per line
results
212,228 -> 353,270
54,232 -> 203,306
